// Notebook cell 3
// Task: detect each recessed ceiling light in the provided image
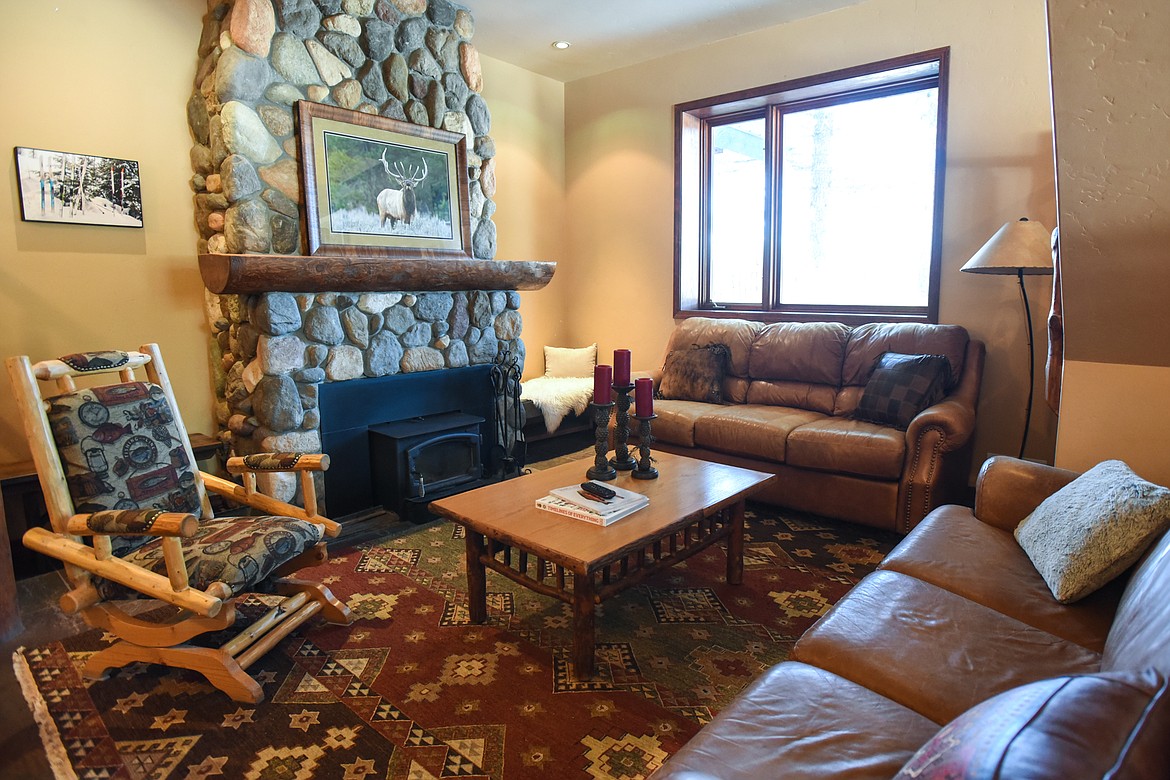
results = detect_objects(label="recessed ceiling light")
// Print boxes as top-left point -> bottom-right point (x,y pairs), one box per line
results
551,40 -> 571,50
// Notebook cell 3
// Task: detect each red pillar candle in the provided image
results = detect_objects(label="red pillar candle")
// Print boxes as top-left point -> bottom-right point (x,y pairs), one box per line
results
614,349 -> 631,385
635,377 -> 654,416
594,364 -> 613,404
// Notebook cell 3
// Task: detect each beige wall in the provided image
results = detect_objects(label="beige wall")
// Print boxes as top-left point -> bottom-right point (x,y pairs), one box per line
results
479,56 -> 569,379
1,0 -> 209,473
1048,0 -> 1170,482
560,0 -> 1058,472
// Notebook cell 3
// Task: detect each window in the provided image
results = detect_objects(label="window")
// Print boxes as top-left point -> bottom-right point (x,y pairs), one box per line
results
674,49 -> 949,324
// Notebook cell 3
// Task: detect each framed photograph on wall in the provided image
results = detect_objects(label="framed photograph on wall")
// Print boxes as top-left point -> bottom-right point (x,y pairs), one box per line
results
297,101 -> 472,258
14,146 -> 143,228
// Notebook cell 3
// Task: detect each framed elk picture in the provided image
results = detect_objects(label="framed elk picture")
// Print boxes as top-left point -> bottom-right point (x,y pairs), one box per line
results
297,101 -> 471,258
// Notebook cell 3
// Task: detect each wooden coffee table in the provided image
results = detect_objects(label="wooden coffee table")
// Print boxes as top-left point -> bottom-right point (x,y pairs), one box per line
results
429,451 -> 774,679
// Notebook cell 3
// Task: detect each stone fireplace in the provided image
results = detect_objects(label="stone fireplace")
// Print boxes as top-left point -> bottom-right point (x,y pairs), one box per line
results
188,0 -> 551,520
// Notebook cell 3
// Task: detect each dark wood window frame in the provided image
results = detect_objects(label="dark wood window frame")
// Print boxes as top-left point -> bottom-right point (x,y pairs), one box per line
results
674,48 -> 950,325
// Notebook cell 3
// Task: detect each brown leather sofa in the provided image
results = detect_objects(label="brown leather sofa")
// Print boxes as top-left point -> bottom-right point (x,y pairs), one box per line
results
643,317 -> 985,533
654,457 -> 1170,779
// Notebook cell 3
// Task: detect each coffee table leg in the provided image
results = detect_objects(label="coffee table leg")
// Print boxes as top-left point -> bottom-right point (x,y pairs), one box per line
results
573,571 -> 596,679
726,500 -> 745,586
465,530 -> 488,624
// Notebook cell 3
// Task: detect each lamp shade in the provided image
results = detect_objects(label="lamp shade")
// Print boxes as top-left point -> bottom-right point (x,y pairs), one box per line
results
961,218 -> 1054,275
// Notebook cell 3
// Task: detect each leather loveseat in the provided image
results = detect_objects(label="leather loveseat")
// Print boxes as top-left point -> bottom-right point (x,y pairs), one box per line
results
643,317 -> 984,533
654,457 -> 1170,779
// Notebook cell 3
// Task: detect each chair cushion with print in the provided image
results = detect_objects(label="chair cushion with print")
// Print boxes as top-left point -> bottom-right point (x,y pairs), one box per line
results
95,514 -> 325,600
46,379 -> 201,555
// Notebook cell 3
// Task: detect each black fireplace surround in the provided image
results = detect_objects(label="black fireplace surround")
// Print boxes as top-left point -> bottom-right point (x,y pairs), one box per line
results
318,365 -> 498,518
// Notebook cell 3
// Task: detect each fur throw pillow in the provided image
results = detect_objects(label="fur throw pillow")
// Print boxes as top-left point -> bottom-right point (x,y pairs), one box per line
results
657,343 -> 730,404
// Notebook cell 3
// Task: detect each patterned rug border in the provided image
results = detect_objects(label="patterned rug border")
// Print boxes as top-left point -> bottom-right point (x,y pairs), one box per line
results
13,647 -> 78,780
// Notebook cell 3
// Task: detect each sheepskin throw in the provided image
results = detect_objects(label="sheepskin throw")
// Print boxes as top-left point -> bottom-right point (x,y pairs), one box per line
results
1015,459 -> 1170,603
521,376 -> 594,433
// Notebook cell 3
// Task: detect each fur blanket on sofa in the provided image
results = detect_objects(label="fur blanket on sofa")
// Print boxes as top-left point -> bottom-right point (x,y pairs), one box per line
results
520,376 -> 594,433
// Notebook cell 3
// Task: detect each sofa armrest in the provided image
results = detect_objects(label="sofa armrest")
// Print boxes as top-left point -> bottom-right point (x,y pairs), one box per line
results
904,397 -> 975,452
974,455 -> 1079,531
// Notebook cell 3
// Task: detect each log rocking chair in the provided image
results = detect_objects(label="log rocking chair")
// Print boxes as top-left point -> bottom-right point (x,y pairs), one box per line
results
7,343 -> 352,703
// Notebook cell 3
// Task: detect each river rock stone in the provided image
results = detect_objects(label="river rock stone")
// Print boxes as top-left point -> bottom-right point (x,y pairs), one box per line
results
273,0 -> 321,38
449,292 -> 470,338
259,159 -> 301,202
468,291 -> 492,328
271,32 -> 320,85
408,72 -> 429,100
307,84 -> 329,102
427,0 -> 454,26
259,334 -> 306,374
325,345 -> 364,380
506,291 -> 522,310
230,0 -> 276,56
270,212 -> 299,253
405,99 -> 429,126
294,366 -> 326,384
402,322 -> 432,347
415,292 -> 454,321
357,292 -> 402,313
365,331 -> 403,376
340,306 -> 370,348
474,134 -> 495,160
466,92 -> 490,134
259,105 -> 294,137
397,16 -> 428,51
410,46 -> 442,79
391,0 -> 425,15
401,347 -> 444,373
445,339 -> 468,368
489,290 -> 507,315
262,187 -> 299,217
260,428 -> 321,456
221,154 -> 262,201
253,374 -> 303,431
225,197 -> 272,253
438,35 -> 459,72
374,0 -> 400,23
494,309 -> 522,340
425,27 -> 446,59
468,329 -> 498,364
323,13 -> 361,36
424,81 -> 445,127
216,46 -> 274,104
305,38 -> 353,85
472,217 -> 496,260
221,101 -> 282,164
303,306 -> 345,344
208,211 -> 226,232
191,143 -> 214,175
468,180 -> 485,219
481,197 -> 495,220
187,93 -> 210,145
342,0 -> 374,16
459,42 -> 482,92
253,292 -> 301,335
320,30 -> 365,67
442,71 -> 469,109
266,83 -> 305,107
333,78 -> 363,108
453,8 -> 473,39
480,156 -> 496,197
380,98 -> 406,121
383,52 -> 409,101
361,18 -> 395,60
355,61 -> 388,103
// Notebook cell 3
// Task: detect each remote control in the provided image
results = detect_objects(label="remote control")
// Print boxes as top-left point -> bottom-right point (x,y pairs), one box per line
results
580,481 -> 617,500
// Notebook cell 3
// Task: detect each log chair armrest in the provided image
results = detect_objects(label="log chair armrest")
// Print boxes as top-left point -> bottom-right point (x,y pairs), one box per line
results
226,452 -> 330,474
201,470 -> 342,538
974,455 -> 1080,532
65,509 -> 199,538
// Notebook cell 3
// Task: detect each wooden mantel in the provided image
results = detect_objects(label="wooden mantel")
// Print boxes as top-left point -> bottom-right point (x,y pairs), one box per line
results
199,253 -> 556,294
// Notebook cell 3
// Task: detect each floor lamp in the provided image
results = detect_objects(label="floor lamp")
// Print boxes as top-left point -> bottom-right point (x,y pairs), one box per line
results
961,218 -> 1054,459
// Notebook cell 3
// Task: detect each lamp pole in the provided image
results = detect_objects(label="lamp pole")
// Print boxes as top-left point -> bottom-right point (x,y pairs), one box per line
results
1016,268 -> 1035,460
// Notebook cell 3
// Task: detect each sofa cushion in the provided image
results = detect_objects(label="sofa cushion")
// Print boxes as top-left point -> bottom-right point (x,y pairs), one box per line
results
745,379 -> 838,416
894,669 -> 1170,780
792,570 -> 1101,724
840,322 -> 968,391
543,343 -> 596,378
656,661 -> 941,780
1015,459 -> 1170,603
692,405 -> 826,464
1102,530 -> 1170,678
854,352 -> 951,429
749,322 -> 851,386
785,418 -> 906,479
880,505 -> 1124,652
650,400 -> 722,448
658,344 -> 730,404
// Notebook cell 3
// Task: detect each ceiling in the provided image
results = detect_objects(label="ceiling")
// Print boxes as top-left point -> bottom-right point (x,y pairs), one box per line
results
455,0 -> 867,83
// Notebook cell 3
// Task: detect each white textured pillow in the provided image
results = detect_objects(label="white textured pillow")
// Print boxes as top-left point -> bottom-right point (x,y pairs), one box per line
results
544,343 -> 597,378
1015,460 -> 1170,603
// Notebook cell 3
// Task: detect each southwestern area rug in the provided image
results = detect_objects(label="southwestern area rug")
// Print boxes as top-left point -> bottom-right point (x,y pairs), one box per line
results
15,504 -> 898,780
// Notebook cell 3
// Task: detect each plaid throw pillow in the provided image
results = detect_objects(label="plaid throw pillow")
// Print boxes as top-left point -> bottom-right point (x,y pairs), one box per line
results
854,352 -> 951,429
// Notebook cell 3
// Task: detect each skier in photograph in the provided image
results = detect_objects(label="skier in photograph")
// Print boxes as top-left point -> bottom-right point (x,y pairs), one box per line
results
39,173 -> 46,215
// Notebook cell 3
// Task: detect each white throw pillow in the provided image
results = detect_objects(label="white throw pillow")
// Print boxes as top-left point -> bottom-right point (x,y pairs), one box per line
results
544,343 -> 597,378
1015,459 -> 1170,603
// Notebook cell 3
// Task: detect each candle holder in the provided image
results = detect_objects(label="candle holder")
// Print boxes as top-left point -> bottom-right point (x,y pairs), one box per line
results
587,401 -> 618,481
632,413 -> 659,480
609,383 -> 637,471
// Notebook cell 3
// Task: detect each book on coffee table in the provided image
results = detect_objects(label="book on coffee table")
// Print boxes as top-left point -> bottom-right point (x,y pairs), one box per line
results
536,484 -> 649,525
